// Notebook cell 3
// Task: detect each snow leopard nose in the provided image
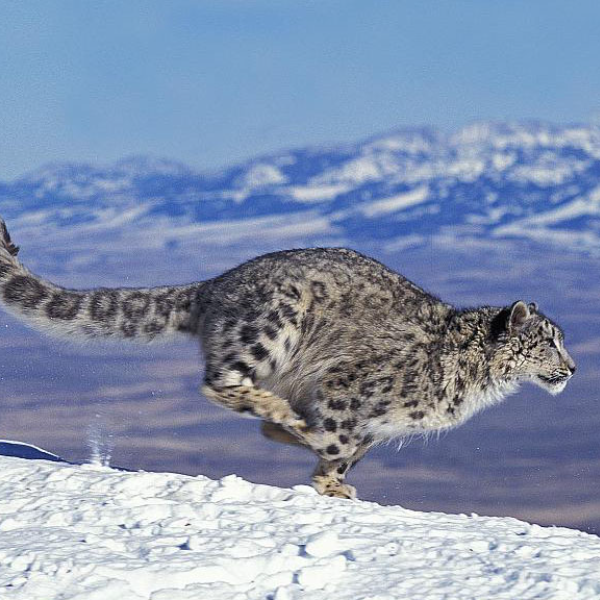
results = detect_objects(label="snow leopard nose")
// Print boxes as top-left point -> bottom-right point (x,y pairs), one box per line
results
563,357 -> 576,375
560,350 -> 576,375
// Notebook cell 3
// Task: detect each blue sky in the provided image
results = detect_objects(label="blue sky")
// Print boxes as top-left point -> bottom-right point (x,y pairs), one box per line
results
1,0 -> 599,179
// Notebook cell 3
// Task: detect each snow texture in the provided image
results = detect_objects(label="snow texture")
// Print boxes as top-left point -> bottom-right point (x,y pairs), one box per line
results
0,454 -> 599,600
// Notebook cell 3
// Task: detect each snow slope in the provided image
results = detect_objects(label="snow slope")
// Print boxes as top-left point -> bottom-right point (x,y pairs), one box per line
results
0,454 -> 599,600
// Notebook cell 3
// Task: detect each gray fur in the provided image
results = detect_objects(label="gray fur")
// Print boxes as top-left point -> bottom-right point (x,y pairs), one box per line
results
0,220 -> 203,342
0,218 -> 576,499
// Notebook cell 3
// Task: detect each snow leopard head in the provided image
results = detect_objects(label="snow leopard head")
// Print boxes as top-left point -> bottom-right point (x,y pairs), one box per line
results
493,301 -> 576,395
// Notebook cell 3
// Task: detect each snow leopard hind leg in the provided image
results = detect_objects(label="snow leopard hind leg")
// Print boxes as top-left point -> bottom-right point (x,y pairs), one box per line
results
310,442 -> 372,499
260,421 -> 373,500
201,344 -> 375,498
203,364 -> 371,500
200,315 -> 310,428
201,380 -> 308,430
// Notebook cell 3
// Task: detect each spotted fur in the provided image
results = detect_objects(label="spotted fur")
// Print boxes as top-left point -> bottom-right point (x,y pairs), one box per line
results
0,218 -> 576,498
0,220 -> 203,341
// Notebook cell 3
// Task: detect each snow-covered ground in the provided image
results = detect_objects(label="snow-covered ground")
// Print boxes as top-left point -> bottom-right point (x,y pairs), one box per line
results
0,453 -> 599,600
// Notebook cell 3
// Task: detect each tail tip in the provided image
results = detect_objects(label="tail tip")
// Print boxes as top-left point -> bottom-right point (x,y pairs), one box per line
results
0,217 -> 20,257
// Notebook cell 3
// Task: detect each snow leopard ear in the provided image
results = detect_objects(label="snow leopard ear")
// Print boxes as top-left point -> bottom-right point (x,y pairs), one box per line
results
527,302 -> 538,314
508,301 -> 530,332
491,301 -> 534,339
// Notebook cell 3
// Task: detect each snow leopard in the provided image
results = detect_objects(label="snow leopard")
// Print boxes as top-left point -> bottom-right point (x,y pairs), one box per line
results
0,217 -> 576,499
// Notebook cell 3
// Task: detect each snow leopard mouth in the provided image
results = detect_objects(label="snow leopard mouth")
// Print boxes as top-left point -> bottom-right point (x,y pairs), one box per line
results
536,374 -> 571,395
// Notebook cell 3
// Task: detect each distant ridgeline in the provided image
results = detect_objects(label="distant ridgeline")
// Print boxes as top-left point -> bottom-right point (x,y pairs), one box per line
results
1,121 -> 600,259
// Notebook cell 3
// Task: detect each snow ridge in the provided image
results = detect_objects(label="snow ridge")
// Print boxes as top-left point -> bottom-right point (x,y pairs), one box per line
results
0,455 -> 599,600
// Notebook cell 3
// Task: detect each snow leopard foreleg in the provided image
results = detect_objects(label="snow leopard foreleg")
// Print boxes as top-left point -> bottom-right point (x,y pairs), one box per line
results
311,444 -> 372,499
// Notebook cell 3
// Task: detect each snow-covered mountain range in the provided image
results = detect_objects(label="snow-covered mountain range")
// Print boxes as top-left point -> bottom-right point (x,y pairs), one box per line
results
2,121 -> 600,262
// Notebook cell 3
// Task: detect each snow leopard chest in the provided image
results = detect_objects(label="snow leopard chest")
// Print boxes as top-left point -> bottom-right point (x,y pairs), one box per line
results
363,384 -> 514,443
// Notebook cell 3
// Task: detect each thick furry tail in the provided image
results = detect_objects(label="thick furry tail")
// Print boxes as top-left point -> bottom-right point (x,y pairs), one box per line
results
0,219 -> 19,258
0,217 -> 205,342
0,217 -> 21,280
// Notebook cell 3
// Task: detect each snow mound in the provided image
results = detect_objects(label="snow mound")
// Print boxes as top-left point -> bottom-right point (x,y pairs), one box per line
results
0,455 -> 599,600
